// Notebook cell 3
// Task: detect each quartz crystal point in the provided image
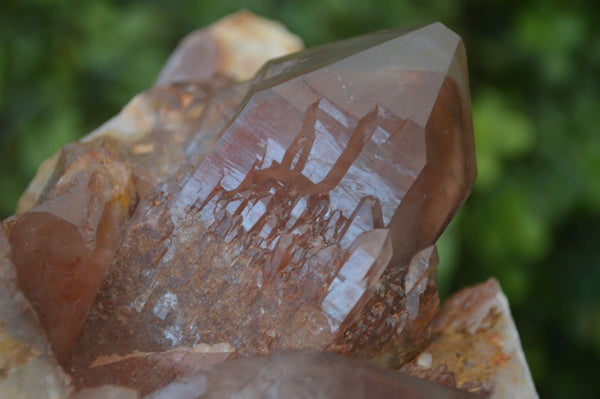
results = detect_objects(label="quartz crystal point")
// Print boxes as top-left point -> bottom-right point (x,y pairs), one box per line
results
72,22 -> 476,372
401,279 -> 539,398
0,225 -> 72,398
145,352 -> 479,399
5,139 -> 138,367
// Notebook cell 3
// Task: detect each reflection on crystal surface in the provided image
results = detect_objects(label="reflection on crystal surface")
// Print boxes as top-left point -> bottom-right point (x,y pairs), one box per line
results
322,229 -> 392,332
73,22 -> 476,371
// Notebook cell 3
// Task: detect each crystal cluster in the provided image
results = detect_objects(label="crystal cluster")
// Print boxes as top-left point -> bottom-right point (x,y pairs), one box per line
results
69,21 -> 475,374
1,11 -> 538,399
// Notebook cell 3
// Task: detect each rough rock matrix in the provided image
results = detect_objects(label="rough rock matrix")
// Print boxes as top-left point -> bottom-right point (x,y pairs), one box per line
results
401,279 -> 539,398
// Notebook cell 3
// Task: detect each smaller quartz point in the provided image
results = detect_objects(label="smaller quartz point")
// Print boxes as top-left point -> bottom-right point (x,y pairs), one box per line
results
0,225 -> 72,398
330,246 -> 440,367
72,344 -> 235,395
145,352 -> 479,399
401,279 -> 539,398
6,139 -> 137,367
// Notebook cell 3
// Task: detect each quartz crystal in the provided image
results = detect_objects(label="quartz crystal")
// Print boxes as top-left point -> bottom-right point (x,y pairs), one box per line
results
145,351 -> 479,399
71,22 -> 476,373
5,139 -> 137,366
0,225 -> 72,398
6,85 -> 242,365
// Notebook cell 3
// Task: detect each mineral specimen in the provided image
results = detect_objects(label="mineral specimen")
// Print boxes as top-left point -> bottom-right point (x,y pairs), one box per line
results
145,352 -> 479,399
401,279 -> 539,398
1,11 -> 540,398
71,21 -> 476,374
0,225 -> 72,398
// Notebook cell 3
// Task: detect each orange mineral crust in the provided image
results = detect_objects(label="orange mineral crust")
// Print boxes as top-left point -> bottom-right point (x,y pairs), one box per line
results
401,279 -> 539,398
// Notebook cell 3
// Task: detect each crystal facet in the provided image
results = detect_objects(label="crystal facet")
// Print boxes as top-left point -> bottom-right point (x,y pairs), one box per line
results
0,225 -> 72,397
6,139 -> 137,366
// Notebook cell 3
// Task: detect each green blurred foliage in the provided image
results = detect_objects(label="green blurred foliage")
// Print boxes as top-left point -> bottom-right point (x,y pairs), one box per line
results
1,0 -> 599,397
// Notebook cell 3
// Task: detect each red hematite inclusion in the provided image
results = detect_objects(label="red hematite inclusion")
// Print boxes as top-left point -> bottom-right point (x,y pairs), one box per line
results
72,22 -> 476,370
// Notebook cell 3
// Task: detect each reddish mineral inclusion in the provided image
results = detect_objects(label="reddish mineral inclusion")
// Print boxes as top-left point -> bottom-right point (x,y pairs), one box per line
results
73,23 -> 476,370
